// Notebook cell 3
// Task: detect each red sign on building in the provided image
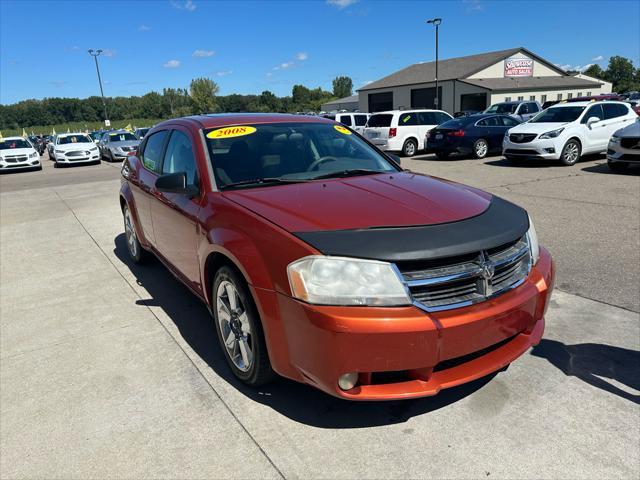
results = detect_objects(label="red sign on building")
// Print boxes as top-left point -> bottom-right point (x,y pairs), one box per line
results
504,58 -> 534,77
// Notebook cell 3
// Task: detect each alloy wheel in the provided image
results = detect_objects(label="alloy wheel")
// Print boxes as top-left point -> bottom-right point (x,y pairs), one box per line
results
563,142 -> 579,164
475,139 -> 488,158
216,280 -> 254,372
123,207 -> 138,258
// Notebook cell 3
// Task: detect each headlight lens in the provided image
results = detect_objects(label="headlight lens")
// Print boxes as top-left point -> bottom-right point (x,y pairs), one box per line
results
610,135 -> 620,144
91,146 -> 98,151
539,128 -> 564,139
526,214 -> 540,265
29,152 -> 38,158
287,256 -> 411,306
55,149 -> 65,154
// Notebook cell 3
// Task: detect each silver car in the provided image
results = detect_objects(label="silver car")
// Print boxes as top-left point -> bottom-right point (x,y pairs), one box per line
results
99,131 -> 140,162
608,118 -> 640,172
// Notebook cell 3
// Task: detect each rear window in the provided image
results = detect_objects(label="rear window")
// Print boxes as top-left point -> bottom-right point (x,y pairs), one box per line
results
438,119 -> 466,129
338,115 -> 352,126
486,103 -> 518,114
109,132 -> 137,142
367,114 -> 393,127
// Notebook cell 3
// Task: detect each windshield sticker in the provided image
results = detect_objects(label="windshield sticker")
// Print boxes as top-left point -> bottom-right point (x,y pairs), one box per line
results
207,126 -> 257,139
334,125 -> 352,135
402,115 -> 411,123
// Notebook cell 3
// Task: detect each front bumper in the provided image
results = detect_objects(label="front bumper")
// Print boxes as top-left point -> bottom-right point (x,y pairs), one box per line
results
0,159 -> 41,170
607,142 -> 640,163
502,137 -> 560,160
56,154 -> 100,164
276,247 -> 555,400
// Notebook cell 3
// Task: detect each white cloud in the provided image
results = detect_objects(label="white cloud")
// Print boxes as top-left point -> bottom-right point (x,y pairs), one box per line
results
102,49 -> 117,57
463,0 -> 483,12
163,59 -> 181,68
578,63 -> 594,72
170,0 -> 196,11
193,49 -> 216,57
327,0 -> 357,8
296,52 -> 308,61
591,55 -> 604,62
215,70 -> 233,77
138,25 -> 151,32
50,80 -> 67,87
274,61 -> 294,70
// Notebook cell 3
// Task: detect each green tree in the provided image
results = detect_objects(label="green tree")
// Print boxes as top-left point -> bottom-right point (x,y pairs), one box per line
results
332,76 -> 353,98
189,77 -> 219,114
605,56 -> 637,92
582,64 -> 605,80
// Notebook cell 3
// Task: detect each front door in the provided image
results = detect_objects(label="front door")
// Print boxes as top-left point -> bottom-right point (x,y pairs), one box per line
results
150,128 -> 203,293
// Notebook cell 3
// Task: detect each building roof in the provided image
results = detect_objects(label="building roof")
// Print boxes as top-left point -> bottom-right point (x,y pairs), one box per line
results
459,76 -> 602,91
322,94 -> 359,106
358,47 -> 568,91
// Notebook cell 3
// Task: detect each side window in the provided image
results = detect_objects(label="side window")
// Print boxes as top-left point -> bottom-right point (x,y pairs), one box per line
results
435,112 -> 452,124
603,103 -> 628,119
476,119 -> 487,126
338,115 -> 352,126
582,104 -> 604,123
485,116 -> 501,126
519,104 -> 529,114
162,130 -> 198,187
528,102 -> 540,113
500,116 -> 520,127
398,112 -> 417,126
354,115 -> 368,126
142,130 -> 168,173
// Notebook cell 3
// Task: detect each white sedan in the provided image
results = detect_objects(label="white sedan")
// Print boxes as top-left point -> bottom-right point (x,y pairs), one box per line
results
0,136 -> 42,171
51,133 -> 101,166
503,101 -> 637,166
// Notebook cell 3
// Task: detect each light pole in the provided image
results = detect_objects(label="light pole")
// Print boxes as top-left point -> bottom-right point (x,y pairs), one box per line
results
426,18 -> 442,109
88,49 -> 109,126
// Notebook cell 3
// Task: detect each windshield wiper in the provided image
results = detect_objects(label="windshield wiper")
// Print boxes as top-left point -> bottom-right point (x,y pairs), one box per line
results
222,177 -> 311,189
309,169 -> 385,180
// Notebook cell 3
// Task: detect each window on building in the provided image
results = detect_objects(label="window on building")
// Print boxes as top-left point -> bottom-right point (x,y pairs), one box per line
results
568,93 -> 573,99
541,94 -> 547,103
368,92 -> 393,113
517,96 -> 524,101
557,93 -> 563,100
577,92 -> 582,98
586,91 -> 592,96
505,97 -> 512,102
529,95 -> 536,101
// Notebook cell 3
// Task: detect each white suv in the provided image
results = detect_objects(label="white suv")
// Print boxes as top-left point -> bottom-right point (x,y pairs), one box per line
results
503,101 -> 637,166
363,109 -> 453,156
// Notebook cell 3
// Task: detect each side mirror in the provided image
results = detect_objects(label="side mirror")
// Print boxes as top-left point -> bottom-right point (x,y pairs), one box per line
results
587,116 -> 601,126
155,172 -> 199,197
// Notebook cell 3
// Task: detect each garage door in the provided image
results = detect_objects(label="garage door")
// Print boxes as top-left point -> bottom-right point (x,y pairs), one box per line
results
368,92 -> 393,112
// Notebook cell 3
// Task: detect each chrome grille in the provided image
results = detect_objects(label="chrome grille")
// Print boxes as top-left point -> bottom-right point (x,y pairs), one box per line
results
397,236 -> 531,311
509,133 -> 537,143
4,155 -> 28,163
66,150 -> 85,157
620,137 -> 640,149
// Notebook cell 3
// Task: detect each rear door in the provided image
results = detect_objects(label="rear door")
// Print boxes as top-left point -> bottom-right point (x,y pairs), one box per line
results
397,111 -> 419,147
580,104 -> 608,152
363,113 -> 393,145
129,129 -> 170,246
352,114 -> 369,134
150,127 -> 203,292
602,103 -> 634,138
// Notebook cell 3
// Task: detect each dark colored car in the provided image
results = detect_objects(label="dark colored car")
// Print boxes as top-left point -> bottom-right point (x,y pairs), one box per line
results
119,113 -> 554,400
453,110 -> 481,118
426,114 -> 521,159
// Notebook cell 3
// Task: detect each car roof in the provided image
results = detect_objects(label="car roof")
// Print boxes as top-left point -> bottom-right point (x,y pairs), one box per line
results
1,136 -> 30,141
158,113 -> 335,130
551,100 -> 626,107
57,132 -> 89,137
372,109 -> 445,115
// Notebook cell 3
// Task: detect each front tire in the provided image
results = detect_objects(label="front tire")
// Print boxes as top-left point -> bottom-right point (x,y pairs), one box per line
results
123,205 -> 148,264
607,160 -> 628,173
213,266 -> 274,386
560,139 -> 581,166
473,138 -> 489,159
401,139 -> 417,157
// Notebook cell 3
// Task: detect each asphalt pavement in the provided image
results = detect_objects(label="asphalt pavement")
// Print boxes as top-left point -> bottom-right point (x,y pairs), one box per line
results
1,152 -> 639,479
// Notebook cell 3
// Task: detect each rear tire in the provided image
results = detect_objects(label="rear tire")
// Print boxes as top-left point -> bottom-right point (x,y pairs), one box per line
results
560,139 -> 581,166
435,151 -> 449,160
123,205 -> 149,264
473,138 -> 489,159
401,139 -> 417,157
212,266 -> 274,386
607,160 -> 628,173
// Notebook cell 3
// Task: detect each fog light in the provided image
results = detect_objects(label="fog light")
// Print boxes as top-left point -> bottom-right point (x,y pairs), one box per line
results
544,147 -> 555,153
338,372 -> 358,391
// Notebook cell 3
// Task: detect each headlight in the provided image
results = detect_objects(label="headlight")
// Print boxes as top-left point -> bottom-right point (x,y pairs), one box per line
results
90,146 -> 98,151
539,128 -> 564,139
55,149 -> 65,154
29,152 -> 38,158
610,135 -> 620,144
526,214 -> 540,265
287,256 -> 411,306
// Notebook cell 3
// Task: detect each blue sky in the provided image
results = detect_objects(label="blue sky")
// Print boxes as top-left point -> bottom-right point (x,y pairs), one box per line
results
1,0 -> 639,104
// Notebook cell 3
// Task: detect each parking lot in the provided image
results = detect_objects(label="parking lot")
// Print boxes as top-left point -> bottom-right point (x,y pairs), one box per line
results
1,152 -> 638,478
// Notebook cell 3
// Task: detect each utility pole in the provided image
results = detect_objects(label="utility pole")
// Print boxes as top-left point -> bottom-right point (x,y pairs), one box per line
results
88,49 -> 109,126
426,18 -> 442,109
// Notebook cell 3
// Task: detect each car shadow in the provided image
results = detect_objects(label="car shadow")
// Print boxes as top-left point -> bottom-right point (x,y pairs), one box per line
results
531,339 -> 640,404
581,162 -> 640,175
484,153 -> 607,168
113,233 -> 500,428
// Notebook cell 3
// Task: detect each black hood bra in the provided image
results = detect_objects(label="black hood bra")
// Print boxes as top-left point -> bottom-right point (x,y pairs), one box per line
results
293,196 -> 529,263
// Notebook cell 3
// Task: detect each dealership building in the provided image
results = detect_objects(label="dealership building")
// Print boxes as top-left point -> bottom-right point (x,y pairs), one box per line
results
358,47 -> 612,113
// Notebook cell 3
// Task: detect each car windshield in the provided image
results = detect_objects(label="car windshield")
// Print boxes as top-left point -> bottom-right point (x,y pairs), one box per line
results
366,114 -> 393,127
136,129 -> 149,137
58,134 -> 92,144
485,103 -> 518,114
0,139 -> 32,150
205,122 -> 398,189
109,132 -> 137,142
529,106 -> 586,123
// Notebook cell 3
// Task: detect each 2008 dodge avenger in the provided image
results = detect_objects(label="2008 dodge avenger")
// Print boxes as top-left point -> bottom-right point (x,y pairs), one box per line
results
119,113 -> 555,400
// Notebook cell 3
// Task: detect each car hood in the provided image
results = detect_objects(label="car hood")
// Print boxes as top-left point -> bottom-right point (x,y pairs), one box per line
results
616,120 -> 640,136
509,122 -> 568,133
0,148 -> 35,157
56,143 -> 95,151
224,171 -> 492,233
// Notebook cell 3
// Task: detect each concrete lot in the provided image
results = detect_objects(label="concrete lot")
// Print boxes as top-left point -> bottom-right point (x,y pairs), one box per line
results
1,153 -> 639,479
